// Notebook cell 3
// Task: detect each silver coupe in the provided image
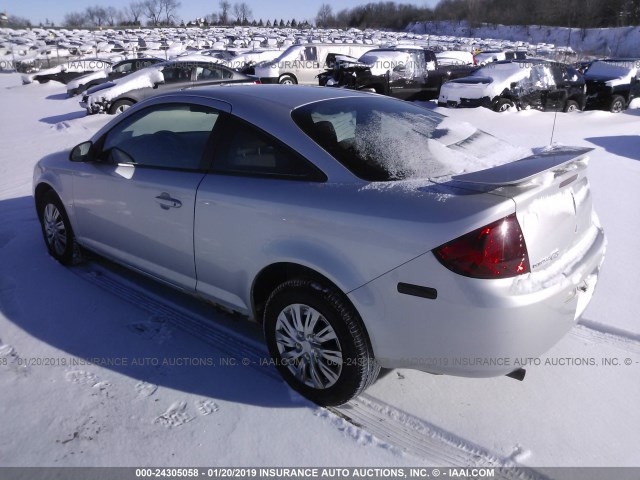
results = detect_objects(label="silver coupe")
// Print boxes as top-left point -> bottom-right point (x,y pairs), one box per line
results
33,85 -> 606,405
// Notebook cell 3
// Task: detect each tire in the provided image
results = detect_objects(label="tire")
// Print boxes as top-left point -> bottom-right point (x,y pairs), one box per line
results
263,279 -> 380,406
609,95 -> 626,113
564,100 -> 580,113
278,74 -> 297,85
110,99 -> 134,115
38,190 -> 76,265
494,98 -> 515,112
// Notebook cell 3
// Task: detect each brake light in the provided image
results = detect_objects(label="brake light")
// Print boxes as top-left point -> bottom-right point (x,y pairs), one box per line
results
254,80 -> 261,84
433,214 -> 530,279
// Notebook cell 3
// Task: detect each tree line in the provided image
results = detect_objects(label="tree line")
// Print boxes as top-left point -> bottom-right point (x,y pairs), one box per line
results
316,0 -> 640,29
60,0 -> 308,28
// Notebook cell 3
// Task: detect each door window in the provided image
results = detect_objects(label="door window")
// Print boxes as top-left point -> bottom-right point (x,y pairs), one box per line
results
212,118 -> 324,180
101,103 -> 220,170
161,66 -> 192,83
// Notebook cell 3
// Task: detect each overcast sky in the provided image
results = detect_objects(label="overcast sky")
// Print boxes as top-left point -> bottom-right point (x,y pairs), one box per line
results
5,0 -> 440,25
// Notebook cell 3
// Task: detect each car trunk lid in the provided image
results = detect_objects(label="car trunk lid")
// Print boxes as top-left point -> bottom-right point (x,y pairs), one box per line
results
449,147 -> 597,277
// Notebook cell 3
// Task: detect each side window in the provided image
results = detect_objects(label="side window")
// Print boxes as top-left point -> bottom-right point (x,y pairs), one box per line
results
196,66 -> 232,81
101,103 -> 220,170
112,62 -> 133,74
134,60 -> 155,71
161,66 -> 192,84
213,119 -> 323,180
303,46 -> 318,62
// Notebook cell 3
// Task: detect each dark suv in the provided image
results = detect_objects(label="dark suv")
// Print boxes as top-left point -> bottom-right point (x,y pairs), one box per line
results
584,59 -> 640,113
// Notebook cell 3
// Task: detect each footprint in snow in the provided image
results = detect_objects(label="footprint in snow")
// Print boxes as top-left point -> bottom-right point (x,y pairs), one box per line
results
154,401 -> 194,428
135,381 -> 158,398
195,399 -> 219,415
127,315 -> 172,344
0,342 -> 30,376
65,370 -> 98,386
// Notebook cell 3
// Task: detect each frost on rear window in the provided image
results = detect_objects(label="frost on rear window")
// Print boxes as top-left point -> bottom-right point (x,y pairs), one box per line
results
293,97 -> 529,182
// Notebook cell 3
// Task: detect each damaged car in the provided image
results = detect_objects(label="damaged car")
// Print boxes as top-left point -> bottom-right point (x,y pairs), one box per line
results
438,59 -> 586,112
583,58 -> 640,113
319,47 -> 475,101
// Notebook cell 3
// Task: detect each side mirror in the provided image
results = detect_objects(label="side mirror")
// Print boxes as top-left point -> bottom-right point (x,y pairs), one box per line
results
69,141 -> 94,162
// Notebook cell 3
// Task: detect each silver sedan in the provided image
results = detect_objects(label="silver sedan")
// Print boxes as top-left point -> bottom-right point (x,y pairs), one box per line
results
33,85 -> 606,405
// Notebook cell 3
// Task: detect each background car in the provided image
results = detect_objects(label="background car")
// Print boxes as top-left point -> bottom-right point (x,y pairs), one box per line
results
35,86 -> 605,406
439,59 -> 586,112
21,58 -> 113,85
584,58 -> 640,113
66,57 -> 164,97
80,60 -> 258,114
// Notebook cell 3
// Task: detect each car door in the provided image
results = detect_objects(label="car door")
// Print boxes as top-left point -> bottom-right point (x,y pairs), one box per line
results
542,64 -> 569,111
111,60 -> 134,80
72,101 -> 230,290
150,64 -> 194,96
193,116 -> 326,313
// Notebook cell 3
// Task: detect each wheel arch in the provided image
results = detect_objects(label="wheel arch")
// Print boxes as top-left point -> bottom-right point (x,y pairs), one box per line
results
278,73 -> 298,84
34,182 -> 56,213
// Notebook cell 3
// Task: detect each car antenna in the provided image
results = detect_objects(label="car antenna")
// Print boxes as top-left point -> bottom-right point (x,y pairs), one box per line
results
550,35 -> 574,146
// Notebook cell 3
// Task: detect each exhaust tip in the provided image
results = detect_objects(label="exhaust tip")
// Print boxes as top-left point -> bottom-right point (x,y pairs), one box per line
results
506,368 -> 526,381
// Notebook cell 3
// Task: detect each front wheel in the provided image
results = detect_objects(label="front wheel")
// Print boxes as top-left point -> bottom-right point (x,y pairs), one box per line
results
38,190 -> 76,265
609,95 -> 626,113
564,99 -> 580,113
263,279 -> 379,406
110,99 -> 134,115
278,74 -> 297,85
494,98 -> 515,112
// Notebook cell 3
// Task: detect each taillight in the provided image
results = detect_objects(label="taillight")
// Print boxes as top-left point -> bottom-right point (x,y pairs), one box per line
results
254,80 -> 261,84
433,214 -> 530,279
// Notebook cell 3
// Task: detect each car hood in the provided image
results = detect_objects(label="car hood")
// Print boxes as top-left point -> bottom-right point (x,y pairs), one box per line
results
86,81 -> 116,95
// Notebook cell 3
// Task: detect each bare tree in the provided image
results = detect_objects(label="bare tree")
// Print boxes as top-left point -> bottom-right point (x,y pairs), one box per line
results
64,11 -> 87,28
86,6 -> 108,27
143,0 -> 162,25
128,1 -> 145,25
232,2 -> 252,24
315,3 -> 334,27
105,6 -> 118,26
219,0 -> 231,24
159,0 -> 181,25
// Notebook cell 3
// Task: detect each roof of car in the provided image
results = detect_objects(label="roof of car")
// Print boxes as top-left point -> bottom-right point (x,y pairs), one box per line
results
159,84 -> 376,109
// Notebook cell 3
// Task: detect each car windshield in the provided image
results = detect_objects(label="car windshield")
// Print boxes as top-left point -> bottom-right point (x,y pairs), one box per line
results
292,97 -> 527,182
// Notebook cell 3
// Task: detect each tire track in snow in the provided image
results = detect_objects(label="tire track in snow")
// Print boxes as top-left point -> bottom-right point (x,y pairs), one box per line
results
573,320 -> 640,355
74,263 -> 548,476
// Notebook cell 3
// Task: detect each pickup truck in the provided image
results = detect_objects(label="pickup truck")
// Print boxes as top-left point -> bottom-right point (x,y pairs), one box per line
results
318,47 -> 477,101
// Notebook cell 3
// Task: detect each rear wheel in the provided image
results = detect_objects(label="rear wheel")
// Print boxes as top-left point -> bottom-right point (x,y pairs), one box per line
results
38,190 -> 76,265
609,95 -> 626,113
263,279 -> 379,406
110,99 -> 134,115
278,74 -> 297,85
564,100 -> 580,113
494,98 -> 515,112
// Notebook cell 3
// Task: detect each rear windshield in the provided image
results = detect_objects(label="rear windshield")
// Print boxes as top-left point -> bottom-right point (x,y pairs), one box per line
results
291,97 -> 523,182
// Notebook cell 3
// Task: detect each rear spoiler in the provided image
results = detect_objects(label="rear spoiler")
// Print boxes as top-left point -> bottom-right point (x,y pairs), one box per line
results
450,147 -> 593,186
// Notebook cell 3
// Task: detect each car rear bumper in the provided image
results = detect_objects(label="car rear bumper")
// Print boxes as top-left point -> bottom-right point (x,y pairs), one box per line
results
438,96 -> 491,109
348,223 -> 606,378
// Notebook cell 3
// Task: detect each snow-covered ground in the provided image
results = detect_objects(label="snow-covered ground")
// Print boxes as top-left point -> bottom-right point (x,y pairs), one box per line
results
0,73 -> 639,471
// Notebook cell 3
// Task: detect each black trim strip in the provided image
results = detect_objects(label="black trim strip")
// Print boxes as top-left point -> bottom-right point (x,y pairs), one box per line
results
397,282 -> 438,300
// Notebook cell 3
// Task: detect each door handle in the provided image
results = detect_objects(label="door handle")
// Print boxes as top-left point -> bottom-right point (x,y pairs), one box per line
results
155,192 -> 182,210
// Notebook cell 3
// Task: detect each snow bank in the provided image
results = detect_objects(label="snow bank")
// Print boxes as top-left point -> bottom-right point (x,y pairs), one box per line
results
408,21 -> 640,58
